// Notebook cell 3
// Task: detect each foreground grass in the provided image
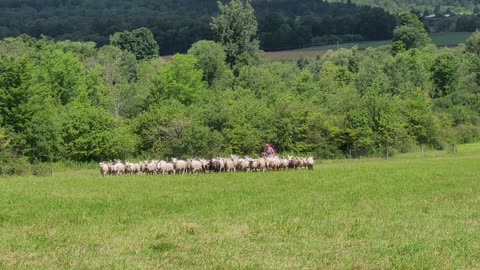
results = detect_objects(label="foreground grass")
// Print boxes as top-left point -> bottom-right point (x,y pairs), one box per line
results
1,146 -> 480,269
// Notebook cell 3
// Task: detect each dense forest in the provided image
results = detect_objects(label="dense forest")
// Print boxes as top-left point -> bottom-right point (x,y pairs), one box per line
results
1,1 -> 479,175
1,0 -> 395,54
2,0 -> 480,54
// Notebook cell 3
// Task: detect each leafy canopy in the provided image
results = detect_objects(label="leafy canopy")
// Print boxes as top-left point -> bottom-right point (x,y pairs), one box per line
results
110,27 -> 159,61
210,0 -> 261,67
392,12 -> 431,52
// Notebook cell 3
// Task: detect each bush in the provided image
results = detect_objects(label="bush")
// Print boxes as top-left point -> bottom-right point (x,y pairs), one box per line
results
0,156 -> 30,176
455,124 -> 480,143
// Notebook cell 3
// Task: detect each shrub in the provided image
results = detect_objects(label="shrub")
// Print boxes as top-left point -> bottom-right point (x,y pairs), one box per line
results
0,156 -> 30,176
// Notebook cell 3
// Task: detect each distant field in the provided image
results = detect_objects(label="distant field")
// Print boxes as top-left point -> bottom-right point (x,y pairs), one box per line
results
1,143 -> 479,268
263,32 -> 473,61
429,31 -> 473,46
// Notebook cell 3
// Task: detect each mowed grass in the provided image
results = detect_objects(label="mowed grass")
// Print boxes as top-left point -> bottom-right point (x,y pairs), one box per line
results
1,145 -> 480,269
264,32 -> 473,61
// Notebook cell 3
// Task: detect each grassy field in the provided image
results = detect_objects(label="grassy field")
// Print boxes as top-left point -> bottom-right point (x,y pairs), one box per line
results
264,32 -> 473,61
429,32 -> 473,47
1,144 -> 480,269
161,32 -> 472,62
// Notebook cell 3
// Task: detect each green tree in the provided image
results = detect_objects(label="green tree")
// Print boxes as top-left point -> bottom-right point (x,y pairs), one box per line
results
293,69 -> 316,95
134,101 -> 185,157
318,61 -> 352,94
96,45 -> 137,85
430,52 -> 459,98
54,40 -> 97,59
234,62 -> 290,98
0,55 -> 33,137
95,45 -> 138,116
188,40 -> 229,87
24,104 -> 62,162
272,94 -> 322,154
38,49 -> 90,106
61,103 -> 136,161
401,87 -> 439,149
376,97 -> 406,158
364,94 -> 406,158
220,89 -> 272,155
353,48 -> 392,97
464,31 -> 480,87
110,27 -> 159,61
210,0 -> 261,67
134,57 -> 166,110
392,12 -> 431,52
344,108 -> 376,157
385,49 -> 432,97
134,100 -> 222,158
148,54 -> 205,106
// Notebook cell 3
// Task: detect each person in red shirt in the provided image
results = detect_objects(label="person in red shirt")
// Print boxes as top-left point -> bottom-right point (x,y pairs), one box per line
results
264,143 -> 276,157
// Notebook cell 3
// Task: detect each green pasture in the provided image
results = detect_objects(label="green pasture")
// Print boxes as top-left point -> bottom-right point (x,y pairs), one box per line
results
1,143 -> 480,269
265,32 -> 473,61
429,31 -> 473,47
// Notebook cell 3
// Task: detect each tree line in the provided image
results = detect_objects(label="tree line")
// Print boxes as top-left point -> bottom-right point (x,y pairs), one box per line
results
0,1 -> 479,175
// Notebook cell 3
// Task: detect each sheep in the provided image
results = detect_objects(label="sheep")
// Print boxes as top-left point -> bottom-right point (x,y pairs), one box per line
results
281,157 -> 289,170
248,158 -> 259,172
239,158 -> 250,172
147,160 -> 158,175
134,163 -> 141,174
209,159 -> 221,172
99,162 -> 109,176
188,159 -> 203,174
140,161 -> 147,173
101,155 -> 316,176
218,158 -> 225,172
231,155 -> 240,167
108,162 -> 116,175
125,161 -> 135,175
298,157 -> 306,169
306,157 -> 314,170
172,158 -> 188,174
225,158 -> 236,172
200,158 -> 210,173
113,160 -> 125,175
158,160 -> 175,175
257,157 -> 266,172
265,157 -> 273,170
288,156 -> 299,169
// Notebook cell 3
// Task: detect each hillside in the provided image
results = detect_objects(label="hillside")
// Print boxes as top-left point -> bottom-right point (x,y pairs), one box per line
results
1,0 -> 478,55
0,0 -> 394,54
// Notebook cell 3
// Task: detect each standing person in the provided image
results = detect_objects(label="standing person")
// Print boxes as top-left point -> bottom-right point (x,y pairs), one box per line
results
264,143 -> 275,157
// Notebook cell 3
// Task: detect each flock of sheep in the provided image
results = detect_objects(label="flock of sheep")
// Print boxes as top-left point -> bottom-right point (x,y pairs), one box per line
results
99,155 -> 315,176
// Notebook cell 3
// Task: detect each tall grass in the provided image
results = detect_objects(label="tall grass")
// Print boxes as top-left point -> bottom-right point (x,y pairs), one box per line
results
1,144 -> 479,268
